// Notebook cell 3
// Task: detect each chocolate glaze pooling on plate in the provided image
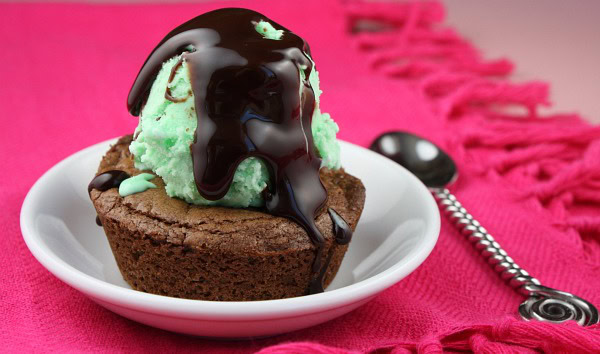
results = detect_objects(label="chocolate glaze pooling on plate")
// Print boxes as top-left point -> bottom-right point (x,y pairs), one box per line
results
127,8 -> 350,294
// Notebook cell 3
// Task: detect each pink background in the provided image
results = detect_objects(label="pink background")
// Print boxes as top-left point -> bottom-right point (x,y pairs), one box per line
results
2,0 -> 600,352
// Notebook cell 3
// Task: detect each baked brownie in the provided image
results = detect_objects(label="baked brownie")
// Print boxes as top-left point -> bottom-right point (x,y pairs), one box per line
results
90,136 -> 365,301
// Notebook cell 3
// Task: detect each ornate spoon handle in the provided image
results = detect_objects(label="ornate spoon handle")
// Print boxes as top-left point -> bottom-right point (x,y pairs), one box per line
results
431,188 -> 599,326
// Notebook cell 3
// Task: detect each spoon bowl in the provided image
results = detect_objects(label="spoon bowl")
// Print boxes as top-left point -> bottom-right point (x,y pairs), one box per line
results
369,131 -> 457,188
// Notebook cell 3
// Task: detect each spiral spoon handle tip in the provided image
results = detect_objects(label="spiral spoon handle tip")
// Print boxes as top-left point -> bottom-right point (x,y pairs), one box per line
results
432,188 -> 599,326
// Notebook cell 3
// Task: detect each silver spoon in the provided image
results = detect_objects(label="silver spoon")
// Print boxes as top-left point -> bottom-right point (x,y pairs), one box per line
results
370,131 -> 598,326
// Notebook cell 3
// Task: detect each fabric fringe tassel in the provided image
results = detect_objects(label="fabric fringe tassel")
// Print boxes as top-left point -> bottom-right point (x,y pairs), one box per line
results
346,0 -> 600,239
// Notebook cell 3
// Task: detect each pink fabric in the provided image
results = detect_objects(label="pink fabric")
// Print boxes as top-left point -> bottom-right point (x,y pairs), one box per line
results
2,1 -> 600,352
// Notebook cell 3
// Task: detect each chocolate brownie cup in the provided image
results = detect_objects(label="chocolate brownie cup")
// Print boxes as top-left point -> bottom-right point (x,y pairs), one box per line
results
90,136 -> 365,301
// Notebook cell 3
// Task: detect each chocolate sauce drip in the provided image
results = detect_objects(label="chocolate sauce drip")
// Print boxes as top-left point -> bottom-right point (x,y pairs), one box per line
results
308,251 -> 334,294
307,209 -> 353,293
328,208 -> 353,245
165,58 -> 191,103
89,170 -> 130,227
88,170 -> 130,194
127,8 -> 331,293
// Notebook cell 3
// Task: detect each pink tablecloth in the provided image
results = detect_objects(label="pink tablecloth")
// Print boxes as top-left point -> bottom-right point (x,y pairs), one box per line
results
2,1 -> 600,352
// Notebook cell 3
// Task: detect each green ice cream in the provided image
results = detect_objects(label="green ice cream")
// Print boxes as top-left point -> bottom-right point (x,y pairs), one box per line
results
130,32 -> 340,208
119,173 -> 157,197
255,20 -> 284,40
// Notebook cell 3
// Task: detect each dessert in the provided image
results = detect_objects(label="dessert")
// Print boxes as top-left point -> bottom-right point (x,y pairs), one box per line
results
89,8 -> 365,300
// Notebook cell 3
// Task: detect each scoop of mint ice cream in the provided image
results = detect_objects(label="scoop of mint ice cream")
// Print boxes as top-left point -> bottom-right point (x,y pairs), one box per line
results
130,43 -> 340,208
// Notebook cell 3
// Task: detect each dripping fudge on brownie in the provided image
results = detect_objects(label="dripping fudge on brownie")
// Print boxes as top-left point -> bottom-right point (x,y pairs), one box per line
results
90,136 -> 365,300
89,8 -> 366,300
127,8 -> 332,278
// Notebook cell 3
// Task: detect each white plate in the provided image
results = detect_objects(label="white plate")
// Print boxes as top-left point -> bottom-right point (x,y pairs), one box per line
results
20,138 -> 440,338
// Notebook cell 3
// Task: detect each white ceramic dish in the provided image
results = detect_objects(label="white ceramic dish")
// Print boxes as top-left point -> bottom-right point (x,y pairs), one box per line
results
21,138 -> 440,338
